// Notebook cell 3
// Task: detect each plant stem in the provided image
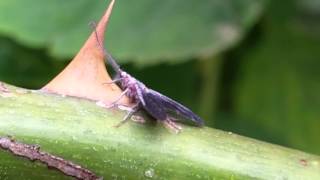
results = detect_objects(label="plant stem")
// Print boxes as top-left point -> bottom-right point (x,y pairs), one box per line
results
0,83 -> 319,179
198,56 -> 222,126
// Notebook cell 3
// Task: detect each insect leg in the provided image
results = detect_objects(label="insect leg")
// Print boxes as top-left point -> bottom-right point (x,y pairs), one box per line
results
105,88 -> 129,108
162,118 -> 182,134
135,84 -> 146,106
114,103 -> 140,128
102,78 -> 124,85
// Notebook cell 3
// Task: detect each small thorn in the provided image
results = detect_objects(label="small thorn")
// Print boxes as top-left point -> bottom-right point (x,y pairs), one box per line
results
0,82 -> 10,93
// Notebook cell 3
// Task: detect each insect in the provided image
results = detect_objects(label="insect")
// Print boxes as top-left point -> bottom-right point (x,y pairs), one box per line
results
91,24 -> 204,132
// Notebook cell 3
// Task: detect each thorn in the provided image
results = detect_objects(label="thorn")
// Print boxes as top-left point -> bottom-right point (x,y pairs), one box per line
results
0,82 -> 10,93
42,0 -> 129,106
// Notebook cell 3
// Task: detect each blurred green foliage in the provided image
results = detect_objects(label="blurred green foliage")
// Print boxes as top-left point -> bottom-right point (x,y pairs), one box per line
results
0,37 -> 66,88
0,0 -> 320,155
231,0 -> 320,154
0,0 -> 265,64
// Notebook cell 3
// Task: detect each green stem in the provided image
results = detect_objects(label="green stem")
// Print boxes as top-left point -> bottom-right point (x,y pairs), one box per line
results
0,83 -> 319,179
198,56 -> 222,126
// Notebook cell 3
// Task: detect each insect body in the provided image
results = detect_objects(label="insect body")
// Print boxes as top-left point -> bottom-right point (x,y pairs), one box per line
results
91,24 -> 204,131
113,68 -> 204,131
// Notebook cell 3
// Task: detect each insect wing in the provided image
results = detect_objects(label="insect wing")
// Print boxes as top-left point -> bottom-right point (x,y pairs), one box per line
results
147,89 -> 204,126
138,88 -> 167,120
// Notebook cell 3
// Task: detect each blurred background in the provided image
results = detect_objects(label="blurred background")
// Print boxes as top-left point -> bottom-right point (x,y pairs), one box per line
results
0,0 -> 319,155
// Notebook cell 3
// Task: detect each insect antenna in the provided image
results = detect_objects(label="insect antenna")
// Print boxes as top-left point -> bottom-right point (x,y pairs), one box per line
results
89,22 -> 121,73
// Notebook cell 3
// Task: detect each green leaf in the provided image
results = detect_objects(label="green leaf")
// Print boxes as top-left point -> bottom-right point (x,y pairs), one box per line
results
0,0 -> 266,65
233,0 -> 320,155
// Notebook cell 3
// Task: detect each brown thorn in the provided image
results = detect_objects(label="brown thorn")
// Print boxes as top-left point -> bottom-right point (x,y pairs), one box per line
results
42,0 -> 129,106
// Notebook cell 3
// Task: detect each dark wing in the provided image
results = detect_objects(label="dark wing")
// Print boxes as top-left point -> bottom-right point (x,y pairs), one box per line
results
146,89 -> 204,126
136,86 -> 168,121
